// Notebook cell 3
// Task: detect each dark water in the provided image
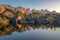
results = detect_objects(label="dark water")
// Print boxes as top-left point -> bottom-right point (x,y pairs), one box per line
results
0,24 -> 60,40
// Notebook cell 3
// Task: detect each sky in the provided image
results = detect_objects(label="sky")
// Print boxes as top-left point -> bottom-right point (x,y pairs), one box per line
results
0,0 -> 60,12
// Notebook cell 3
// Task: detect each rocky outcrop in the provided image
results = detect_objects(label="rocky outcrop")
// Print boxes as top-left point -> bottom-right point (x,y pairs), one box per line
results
5,11 -> 14,18
0,6 -> 5,13
0,4 -> 60,26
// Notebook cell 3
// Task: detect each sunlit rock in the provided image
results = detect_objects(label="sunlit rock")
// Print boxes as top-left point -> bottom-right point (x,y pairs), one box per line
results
5,11 -> 14,18
16,16 -> 22,20
2,20 -> 9,26
16,7 -> 26,14
0,7 -> 5,13
26,8 -> 31,15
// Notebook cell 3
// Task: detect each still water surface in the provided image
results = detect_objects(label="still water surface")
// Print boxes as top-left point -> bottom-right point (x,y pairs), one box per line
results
0,24 -> 60,40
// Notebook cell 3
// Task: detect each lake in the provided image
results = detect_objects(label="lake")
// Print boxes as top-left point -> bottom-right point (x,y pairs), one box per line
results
0,24 -> 60,40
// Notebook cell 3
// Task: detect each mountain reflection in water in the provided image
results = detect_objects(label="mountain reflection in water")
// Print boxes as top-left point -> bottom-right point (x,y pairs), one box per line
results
0,23 -> 59,36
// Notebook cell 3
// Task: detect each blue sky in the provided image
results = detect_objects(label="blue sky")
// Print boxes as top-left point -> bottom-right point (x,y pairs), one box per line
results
0,0 -> 60,12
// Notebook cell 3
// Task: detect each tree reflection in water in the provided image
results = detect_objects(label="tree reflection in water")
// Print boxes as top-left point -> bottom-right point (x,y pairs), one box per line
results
0,23 -> 59,36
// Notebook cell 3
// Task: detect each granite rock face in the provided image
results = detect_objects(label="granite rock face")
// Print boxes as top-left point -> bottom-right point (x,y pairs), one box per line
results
0,4 -> 60,26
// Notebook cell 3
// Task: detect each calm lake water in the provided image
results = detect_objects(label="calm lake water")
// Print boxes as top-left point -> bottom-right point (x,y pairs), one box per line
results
0,24 -> 60,40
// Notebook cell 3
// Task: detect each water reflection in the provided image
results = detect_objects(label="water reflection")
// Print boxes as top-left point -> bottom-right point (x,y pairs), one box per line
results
0,23 -> 60,37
